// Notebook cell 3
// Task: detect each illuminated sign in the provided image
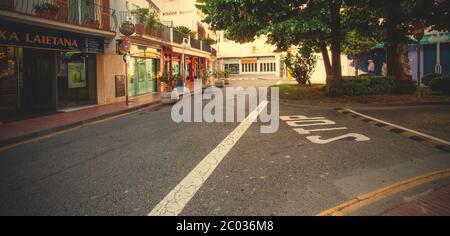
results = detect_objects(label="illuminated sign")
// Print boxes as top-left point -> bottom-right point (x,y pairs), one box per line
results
0,21 -> 104,52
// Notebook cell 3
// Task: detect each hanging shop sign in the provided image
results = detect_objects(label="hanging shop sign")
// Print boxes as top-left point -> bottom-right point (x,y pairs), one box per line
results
0,21 -> 104,53
119,21 -> 135,36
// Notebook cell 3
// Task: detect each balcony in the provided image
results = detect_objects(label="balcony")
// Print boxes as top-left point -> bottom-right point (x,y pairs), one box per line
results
116,10 -> 216,55
0,0 -> 117,32
117,11 -> 170,41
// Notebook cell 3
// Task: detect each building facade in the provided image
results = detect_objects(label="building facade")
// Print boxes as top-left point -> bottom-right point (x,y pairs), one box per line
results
215,32 -> 284,78
0,0 -> 116,122
0,0 -> 216,123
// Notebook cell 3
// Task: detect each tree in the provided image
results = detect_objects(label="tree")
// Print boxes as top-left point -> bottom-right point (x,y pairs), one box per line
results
342,31 -> 380,76
197,0 -> 364,96
285,42 -> 318,86
348,0 -> 450,85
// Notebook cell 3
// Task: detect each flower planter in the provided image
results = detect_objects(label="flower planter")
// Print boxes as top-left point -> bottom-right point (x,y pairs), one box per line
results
84,21 -> 100,29
135,24 -> 145,35
224,78 -> 230,85
214,79 -> 224,88
35,11 -> 57,20
160,91 -> 179,105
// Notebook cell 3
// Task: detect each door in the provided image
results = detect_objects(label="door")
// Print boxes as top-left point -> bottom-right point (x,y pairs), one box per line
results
22,49 -> 56,114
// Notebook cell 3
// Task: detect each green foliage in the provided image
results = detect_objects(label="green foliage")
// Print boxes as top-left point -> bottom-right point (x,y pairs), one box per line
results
224,70 -> 231,79
200,69 -> 210,82
146,11 -> 161,29
343,76 -> 395,96
134,8 -> 150,24
285,43 -> 318,86
34,2 -> 58,13
342,30 -> 380,68
422,73 -> 442,86
203,37 -> 216,45
429,74 -> 450,95
174,26 -> 197,39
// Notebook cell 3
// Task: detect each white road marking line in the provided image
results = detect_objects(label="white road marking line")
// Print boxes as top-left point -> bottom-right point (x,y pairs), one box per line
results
345,108 -> 450,145
148,100 -> 269,216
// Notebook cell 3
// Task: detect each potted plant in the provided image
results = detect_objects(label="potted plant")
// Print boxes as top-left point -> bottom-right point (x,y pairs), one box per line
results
159,71 -> 179,104
213,71 -> 224,88
34,2 -> 58,20
145,11 -> 161,37
133,8 -> 149,35
223,69 -> 231,85
84,18 -> 100,29
200,69 -> 210,89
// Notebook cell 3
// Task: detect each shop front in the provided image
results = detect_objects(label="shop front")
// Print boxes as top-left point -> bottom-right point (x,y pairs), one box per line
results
163,46 -> 208,82
127,44 -> 160,97
0,21 -> 104,122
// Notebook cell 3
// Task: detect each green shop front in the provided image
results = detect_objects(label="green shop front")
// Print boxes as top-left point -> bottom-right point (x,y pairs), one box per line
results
0,21 -> 104,122
127,44 -> 160,97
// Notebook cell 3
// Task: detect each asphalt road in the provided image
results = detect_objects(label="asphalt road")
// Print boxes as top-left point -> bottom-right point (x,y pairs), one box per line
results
0,79 -> 449,216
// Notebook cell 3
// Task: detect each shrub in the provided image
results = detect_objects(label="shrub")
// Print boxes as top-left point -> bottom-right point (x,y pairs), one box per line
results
429,74 -> 450,95
343,76 -> 395,96
421,73 -> 442,86
395,80 -> 417,94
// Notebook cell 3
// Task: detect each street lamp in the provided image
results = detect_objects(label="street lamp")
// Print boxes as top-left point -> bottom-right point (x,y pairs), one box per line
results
181,37 -> 191,91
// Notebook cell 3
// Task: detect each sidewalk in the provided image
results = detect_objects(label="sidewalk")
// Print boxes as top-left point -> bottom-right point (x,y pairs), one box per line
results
0,94 -> 161,148
384,184 -> 450,216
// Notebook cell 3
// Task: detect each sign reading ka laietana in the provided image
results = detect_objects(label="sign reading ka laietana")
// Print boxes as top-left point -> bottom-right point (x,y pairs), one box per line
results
0,21 -> 104,53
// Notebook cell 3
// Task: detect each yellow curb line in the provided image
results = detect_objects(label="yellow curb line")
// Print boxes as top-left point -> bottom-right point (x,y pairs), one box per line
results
317,168 -> 450,216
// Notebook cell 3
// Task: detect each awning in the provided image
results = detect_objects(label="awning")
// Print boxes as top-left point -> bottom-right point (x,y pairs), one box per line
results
373,33 -> 450,49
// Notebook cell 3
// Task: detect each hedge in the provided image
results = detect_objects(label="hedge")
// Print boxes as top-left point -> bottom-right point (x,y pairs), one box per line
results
429,74 -> 450,95
342,76 -> 395,96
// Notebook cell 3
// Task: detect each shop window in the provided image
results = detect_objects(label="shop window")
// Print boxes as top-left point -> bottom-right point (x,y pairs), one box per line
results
57,52 -> 97,109
0,47 -> 21,121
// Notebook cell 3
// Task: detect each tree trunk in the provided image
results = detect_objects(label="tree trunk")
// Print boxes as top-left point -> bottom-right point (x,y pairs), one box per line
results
384,1 -> 411,85
327,1 -> 343,96
354,57 -> 359,76
319,41 -> 332,76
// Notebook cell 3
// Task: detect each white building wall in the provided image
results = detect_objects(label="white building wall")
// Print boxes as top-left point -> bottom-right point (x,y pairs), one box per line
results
152,0 -> 216,40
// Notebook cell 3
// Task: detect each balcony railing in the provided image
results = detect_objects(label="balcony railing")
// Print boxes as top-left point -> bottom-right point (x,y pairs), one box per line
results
173,30 -> 187,45
116,10 -> 216,54
190,38 -> 201,50
117,11 -> 170,41
0,0 -> 117,32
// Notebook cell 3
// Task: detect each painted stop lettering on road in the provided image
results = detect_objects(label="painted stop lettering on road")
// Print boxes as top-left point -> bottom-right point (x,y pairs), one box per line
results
281,115 -> 370,144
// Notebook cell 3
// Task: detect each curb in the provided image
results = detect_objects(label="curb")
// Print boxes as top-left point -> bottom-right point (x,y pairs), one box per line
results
336,108 -> 450,153
0,101 -> 162,149
317,168 -> 450,216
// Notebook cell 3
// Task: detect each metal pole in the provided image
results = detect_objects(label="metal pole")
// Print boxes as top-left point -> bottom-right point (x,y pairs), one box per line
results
182,47 -> 185,90
125,53 -> 129,106
436,33 -> 442,74
417,42 -> 421,99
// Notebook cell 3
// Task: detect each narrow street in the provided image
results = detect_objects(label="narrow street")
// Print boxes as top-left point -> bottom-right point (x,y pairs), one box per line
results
1,79 -> 449,216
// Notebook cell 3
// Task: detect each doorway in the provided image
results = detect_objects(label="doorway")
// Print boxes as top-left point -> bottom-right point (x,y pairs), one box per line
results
22,48 -> 57,115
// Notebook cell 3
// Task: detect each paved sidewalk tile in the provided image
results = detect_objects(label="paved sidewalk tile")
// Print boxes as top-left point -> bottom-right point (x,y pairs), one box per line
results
384,184 -> 450,216
0,93 -> 160,147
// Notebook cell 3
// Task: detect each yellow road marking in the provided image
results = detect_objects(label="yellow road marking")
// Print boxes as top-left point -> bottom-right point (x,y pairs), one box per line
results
382,125 -> 396,131
317,168 -> 450,216
399,131 -> 417,138
422,140 -> 442,147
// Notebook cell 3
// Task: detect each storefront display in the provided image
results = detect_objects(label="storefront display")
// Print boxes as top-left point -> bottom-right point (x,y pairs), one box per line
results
0,20 -> 103,122
127,45 -> 160,97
